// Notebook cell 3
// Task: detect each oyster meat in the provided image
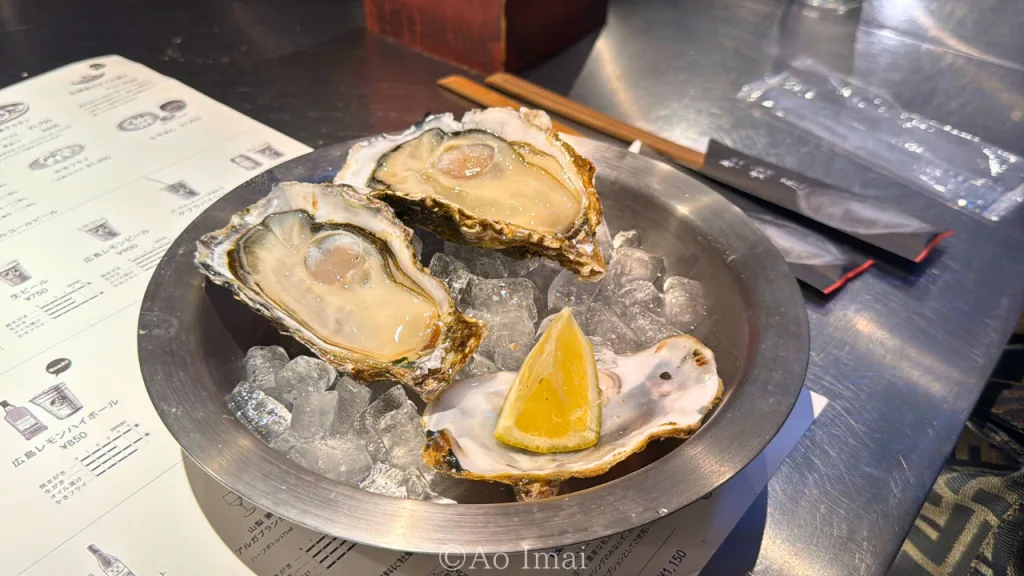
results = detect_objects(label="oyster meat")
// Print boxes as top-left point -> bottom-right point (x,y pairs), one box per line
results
422,334 -> 723,493
195,182 -> 485,401
335,108 -> 607,279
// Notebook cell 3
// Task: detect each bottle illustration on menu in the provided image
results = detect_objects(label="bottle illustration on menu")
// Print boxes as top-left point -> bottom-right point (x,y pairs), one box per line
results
1,400 -> 47,440
87,545 -> 136,576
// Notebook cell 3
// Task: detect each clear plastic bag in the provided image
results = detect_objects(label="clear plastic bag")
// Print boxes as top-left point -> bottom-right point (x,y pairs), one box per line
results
738,57 -> 1024,221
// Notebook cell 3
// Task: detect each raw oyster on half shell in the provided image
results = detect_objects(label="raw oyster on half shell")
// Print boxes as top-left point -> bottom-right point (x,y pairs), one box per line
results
422,334 -> 723,497
335,108 -> 607,279
195,182 -> 485,401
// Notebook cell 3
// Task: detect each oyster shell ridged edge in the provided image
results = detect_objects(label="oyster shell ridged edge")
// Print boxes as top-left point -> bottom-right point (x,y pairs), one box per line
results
194,182 -> 486,401
336,108 -> 608,280
422,378 -> 724,484
421,333 -> 726,484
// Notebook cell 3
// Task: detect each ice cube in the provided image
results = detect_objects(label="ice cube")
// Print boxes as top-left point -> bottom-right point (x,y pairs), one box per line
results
284,446 -> 309,468
331,377 -> 372,437
469,308 -> 536,371
325,440 -> 374,485
600,278 -> 664,316
606,247 -> 665,286
535,313 -> 558,341
358,384 -> 417,462
463,277 -> 539,323
227,381 -> 291,442
405,467 -> 456,502
627,307 -> 682,349
595,220 -> 614,259
269,430 -> 301,453
534,309 -> 586,342
494,339 -> 533,371
363,384 -> 415,420
289,390 -> 338,441
547,270 -> 599,317
504,256 -> 539,278
244,345 -> 289,390
290,437 -> 373,485
359,462 -> 409,498
380,402 -> 426,471
419,466 -> 460,503
404,470 -> 434,501
523,258 -> 562,300
353,413 -> 387,463
507,257 -> 555,312
444,242 -> 509,278
456,354 -> 500,379
428,253 -> 472,301
261,386 -> 294,411
274,356 -> 337,407
589,336 -> 617,370
664,276 -> 707,331
613,230 -> 641,250
586,304 -> 640,354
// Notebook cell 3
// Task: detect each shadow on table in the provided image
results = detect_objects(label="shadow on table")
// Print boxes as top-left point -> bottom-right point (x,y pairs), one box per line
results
699,485 -> 769,575
522,28 -> 601,95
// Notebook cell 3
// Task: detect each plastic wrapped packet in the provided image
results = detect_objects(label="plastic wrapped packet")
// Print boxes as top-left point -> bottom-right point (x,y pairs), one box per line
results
738,57 -> 1024,221
716,187 -> 875,295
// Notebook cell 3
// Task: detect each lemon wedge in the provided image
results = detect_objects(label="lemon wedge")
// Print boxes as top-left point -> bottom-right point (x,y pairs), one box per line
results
493,307 -> 601,453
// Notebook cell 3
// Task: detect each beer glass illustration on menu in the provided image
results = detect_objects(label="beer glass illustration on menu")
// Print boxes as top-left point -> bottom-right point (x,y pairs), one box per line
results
30,382 -> 84,419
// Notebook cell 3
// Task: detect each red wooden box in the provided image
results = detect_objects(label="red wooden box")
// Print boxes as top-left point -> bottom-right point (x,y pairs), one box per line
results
365,0 -> 608,74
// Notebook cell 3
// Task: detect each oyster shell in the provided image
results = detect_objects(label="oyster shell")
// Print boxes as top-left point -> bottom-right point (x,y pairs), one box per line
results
195,182 -> 485,401
335,108 -> 607,279
422,335 -> 723,492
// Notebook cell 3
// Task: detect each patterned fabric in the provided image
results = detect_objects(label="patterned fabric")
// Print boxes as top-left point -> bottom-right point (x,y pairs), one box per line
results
890,335 -> 1024,576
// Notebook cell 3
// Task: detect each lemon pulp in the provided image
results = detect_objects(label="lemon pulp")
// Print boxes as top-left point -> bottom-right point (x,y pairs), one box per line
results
493,307 -> 600,453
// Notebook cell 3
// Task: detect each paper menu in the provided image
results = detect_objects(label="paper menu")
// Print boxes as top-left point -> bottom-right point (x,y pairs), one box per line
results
0,56 -> 311,371
0,55 -> 825,576
0,55 -> 312,575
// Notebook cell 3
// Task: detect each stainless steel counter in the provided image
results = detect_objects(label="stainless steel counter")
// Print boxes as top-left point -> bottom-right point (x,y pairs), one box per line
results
524,1 -> 1024,574
4,0 -> 1023,574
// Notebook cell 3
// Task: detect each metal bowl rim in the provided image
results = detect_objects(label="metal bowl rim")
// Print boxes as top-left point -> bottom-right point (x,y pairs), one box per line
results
138,137 -> 809,554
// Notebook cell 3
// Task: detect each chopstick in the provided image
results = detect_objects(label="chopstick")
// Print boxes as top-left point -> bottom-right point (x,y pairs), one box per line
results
437,75 -> 580,136
485,73 -> 706,170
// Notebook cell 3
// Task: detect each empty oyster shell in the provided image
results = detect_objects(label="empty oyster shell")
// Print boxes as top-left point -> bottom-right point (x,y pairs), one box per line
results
422,335 -> 723,493
195,182 -> 485,401
335,108 -> 607,279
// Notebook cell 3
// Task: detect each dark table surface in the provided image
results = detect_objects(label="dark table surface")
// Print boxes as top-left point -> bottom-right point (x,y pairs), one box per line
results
5,0 -> 1024,574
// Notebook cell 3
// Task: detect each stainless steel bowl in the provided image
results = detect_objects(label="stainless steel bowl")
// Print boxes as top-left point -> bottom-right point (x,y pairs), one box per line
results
138,137 -> 808,554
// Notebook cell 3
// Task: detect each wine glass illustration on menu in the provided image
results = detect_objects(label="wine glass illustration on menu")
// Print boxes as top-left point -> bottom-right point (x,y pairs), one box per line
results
223,490 -> 257,517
